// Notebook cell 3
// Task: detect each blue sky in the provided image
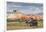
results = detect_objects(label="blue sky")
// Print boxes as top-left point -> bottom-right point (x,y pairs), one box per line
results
7,2 -> 43,15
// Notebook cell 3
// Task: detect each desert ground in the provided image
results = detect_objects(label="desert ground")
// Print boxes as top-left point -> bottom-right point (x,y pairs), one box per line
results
7,19 -> 43,30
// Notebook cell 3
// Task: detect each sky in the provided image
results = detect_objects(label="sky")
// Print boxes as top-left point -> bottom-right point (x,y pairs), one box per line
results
7,2 -> 43,15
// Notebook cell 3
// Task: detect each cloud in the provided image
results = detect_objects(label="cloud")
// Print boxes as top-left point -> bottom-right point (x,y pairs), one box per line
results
7,2 -> 43,15
19,7 -> 43,15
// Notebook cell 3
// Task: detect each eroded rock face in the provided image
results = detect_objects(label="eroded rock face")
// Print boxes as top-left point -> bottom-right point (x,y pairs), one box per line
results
7,13 -> 43,21
20,15 -> 43,21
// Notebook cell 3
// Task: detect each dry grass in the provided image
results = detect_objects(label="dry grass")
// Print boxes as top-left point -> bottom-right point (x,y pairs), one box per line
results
7,20 -> 43,30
